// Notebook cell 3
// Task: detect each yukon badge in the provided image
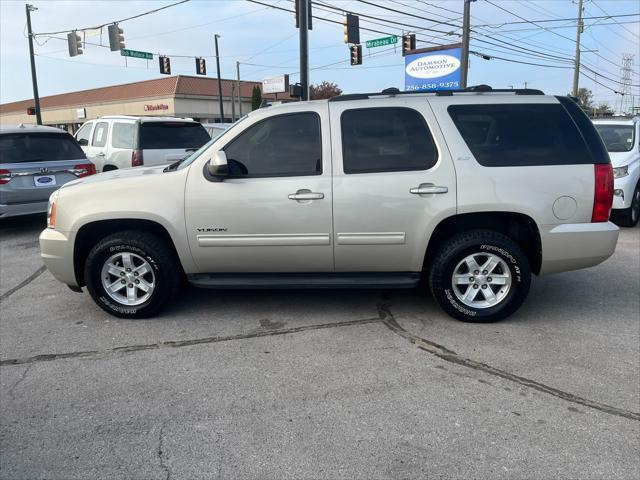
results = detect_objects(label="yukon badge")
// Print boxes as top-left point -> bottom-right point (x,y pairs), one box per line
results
197,227 -> 227,232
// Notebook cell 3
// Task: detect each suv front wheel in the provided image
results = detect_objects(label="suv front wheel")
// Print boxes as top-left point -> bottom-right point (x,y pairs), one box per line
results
428,230 -> 531,322
84,230 -> 181,318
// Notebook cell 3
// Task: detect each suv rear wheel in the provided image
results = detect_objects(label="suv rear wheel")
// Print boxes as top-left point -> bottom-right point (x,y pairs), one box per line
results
428,230 -> 531,322
84,230 -> 181,318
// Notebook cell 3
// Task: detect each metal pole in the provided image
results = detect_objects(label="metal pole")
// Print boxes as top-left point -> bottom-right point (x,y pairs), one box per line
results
231,84 -> 236,122
214,34 -> 224,122
26,4 -> 42,125
572,0 -> 583,97
298,0 -> 309,100
460,0 -> 472,89
236,61 -> 242,118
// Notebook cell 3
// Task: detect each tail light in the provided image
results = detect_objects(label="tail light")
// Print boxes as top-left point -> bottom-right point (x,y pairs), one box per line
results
592,164 -> 613,222
70,163 -> 96,178
131,149 -> 144,167
0,169 -> 11,185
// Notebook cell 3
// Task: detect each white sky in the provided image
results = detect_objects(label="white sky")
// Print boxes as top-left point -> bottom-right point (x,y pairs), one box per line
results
1,0 -> 639,108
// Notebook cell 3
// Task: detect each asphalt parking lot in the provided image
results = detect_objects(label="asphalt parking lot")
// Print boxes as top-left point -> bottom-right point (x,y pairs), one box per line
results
1,215 -> 639,480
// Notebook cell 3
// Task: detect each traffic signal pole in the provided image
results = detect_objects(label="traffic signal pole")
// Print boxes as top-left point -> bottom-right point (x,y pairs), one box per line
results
25,4 -> 42,125
572,0 -> 584,97
298,0 -> 309,100
236,61 -> 242,118
460,0 -> 473,89
214,34 -> 224,122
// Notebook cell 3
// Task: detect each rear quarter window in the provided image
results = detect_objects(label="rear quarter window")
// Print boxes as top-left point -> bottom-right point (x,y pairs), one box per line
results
139,122 -> 210,150
111,122 -> 136,149
448,103 -> 593,167
0,133 -> 86,163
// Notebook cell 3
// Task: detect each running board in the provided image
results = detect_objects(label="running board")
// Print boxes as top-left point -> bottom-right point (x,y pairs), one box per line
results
187,272 -> 421,289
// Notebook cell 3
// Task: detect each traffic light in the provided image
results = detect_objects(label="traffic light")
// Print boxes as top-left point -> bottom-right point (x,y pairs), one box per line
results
67,31 -> 82,57
350,44 -> 362,66
343,13 -> 359,44
402,33 -> 416,56
195,57 -> 206,75
108,23 -> 125,51
159,55 -> 171,75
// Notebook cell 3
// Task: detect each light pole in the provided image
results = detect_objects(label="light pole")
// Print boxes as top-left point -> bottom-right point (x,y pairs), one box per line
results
214,34 -> 224,122
26,4 -> 42,125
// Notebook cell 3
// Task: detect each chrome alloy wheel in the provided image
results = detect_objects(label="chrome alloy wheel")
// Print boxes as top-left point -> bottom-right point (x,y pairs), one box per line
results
451,253 -> 512,309
100,252 -> 155,306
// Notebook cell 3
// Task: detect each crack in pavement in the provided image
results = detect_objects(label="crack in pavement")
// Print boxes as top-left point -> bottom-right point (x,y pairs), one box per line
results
158,423 -> 172,480
0,265 -> 46,302
376,302 -> 640,422
7,364 -> 33,401
0,317 -> 383,366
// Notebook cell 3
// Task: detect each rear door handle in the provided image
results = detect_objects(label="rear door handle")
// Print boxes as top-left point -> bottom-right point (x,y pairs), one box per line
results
96,152 -> 106,157
410,184 -> 448,195
288,189 -> 324,201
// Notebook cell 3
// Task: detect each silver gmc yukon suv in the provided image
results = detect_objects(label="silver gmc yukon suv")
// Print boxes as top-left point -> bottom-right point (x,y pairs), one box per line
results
39,87 -> 619,322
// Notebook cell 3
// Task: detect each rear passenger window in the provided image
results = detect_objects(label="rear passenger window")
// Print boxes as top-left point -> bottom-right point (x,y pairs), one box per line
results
111,123 -> 136,149
341,107 -> 437,174
448,104 -> 592,167
91,122 -> 109,148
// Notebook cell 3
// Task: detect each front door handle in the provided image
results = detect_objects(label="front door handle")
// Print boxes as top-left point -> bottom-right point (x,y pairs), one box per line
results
410,184 -> 448,195
96,152 -> 106,157
288,189 -> 324,201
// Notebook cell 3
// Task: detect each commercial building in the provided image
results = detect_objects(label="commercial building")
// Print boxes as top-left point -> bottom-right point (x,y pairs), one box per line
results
0,75 -> 295,132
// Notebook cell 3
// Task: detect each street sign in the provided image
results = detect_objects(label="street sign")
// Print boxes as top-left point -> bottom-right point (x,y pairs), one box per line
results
365,35 -> 397,48
120,48 -> 153,60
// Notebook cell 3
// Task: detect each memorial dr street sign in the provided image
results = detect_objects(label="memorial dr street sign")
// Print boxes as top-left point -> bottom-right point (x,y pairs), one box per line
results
120,49 -> 153,60
365,35 -> 398,48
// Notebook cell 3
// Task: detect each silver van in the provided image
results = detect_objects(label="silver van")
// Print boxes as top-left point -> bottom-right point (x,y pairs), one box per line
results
0,124 -> 94,218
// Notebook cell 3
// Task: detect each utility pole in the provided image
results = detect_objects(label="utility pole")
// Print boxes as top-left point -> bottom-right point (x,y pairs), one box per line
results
460,0 -> 474,89
25,4 -> 42,125
572,0 -> 584,97
231,84 -> 236,122
236,61 -> 242,118
214,34 -> 224,122
298,0 -> 309,100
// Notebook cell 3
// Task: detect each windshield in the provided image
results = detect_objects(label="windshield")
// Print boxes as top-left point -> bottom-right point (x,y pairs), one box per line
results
176,116 -> 249,171
595,124 -> 636,153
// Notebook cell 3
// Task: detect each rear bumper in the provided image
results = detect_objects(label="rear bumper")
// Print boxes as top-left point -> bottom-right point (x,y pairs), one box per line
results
39,228 -> 78,286
0,201 -> 47,218
539,222 -> 619,275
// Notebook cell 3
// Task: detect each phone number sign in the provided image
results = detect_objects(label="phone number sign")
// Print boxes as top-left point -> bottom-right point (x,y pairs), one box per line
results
404,45 -> 462,92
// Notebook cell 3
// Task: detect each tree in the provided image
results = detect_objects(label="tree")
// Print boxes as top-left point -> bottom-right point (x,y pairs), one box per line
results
569,87 -> 594,110
251,86 -> 262,111
595,102 -> 614,117
309,81 -> 343,100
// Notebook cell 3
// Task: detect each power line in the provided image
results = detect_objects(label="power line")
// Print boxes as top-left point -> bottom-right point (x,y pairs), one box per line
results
591,0 -> 640,40
34,0 -> 191,37
474,12 -> 639,28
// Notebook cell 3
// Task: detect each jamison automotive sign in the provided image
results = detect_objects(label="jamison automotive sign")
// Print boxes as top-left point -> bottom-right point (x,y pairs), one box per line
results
404,45 -> 462,92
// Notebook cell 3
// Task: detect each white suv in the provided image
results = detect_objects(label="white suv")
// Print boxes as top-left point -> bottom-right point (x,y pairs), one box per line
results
74,116 -> 210,172
40,87 -> 619,322
593,117 -> 640,227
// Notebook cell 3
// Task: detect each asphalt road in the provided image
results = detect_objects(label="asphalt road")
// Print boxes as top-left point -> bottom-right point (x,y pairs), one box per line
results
1,214 -> 639,480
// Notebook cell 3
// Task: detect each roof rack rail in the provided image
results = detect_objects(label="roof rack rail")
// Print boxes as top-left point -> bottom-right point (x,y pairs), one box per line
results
329,85 -> 544,102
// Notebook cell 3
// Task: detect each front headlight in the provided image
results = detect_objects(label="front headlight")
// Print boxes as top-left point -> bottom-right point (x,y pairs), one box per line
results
47,190 -> 59,229
613,165 -> 629,179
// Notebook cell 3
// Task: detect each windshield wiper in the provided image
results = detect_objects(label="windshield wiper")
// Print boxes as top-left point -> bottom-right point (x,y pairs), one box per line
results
164,158 -> 185,172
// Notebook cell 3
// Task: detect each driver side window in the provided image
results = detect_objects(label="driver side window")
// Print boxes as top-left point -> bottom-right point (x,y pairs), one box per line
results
223,112 -> 321,177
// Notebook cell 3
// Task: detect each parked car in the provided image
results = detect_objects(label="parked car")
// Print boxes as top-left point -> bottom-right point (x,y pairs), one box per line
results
75,116 -> 211,172
593,117 -> 640,227
201,123 -> 233,139
1,124 -> 95,218
40,87 -> 618,322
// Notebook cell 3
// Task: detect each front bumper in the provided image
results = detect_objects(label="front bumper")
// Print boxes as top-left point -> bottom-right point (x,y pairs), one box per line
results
613,174 -> 636,210
39,228 -> 78,287
539,222 -> 619,275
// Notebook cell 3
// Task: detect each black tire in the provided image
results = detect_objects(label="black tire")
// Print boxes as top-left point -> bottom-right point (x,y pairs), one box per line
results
613,183 -> 640,228
84,230 -> 181,318
102,165 -> 118,172
428,230 -> 531,323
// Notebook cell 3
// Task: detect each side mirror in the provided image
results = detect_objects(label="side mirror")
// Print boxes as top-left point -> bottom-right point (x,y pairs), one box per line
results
77,138 -> 88,147
206,150 -> 229,179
